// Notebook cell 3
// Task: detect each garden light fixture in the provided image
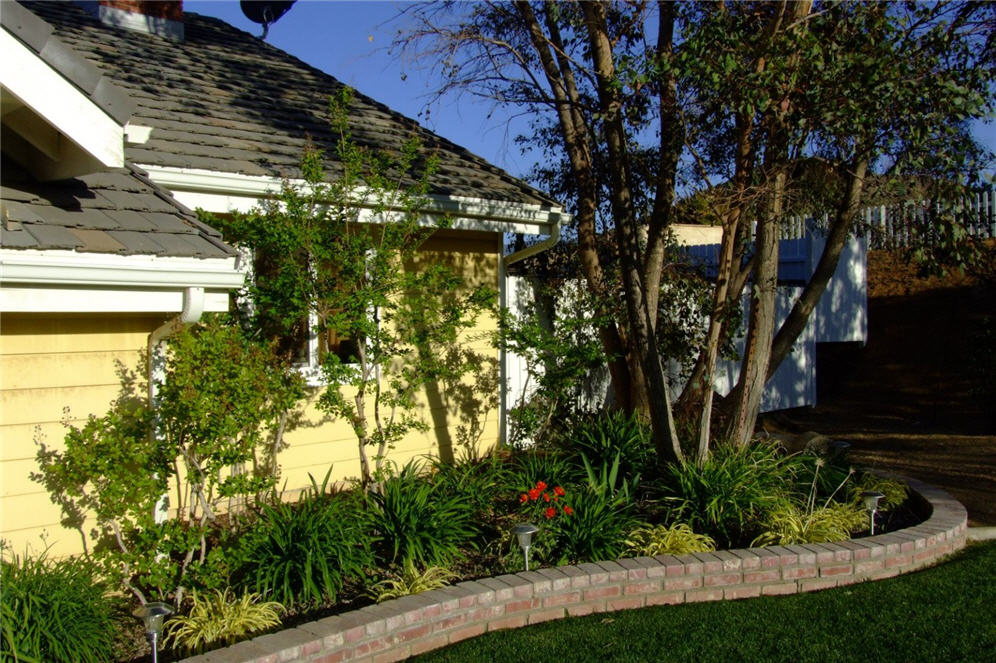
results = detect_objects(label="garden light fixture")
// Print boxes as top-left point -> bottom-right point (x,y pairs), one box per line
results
134,601 -> 172,663
512,523 -> 539,571
861,490 -> 885,535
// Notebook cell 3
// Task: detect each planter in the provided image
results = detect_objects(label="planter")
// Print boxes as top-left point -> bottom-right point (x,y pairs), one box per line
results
180,477 -> 967,663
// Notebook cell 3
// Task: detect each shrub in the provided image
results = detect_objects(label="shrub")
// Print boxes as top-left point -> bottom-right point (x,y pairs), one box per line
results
428,452 -> 510,518
506,449 -> 578,495
368,562 -> 457,603
368,460 -> 478,568
1,546 -> 122,663
163,589 -> 283,654
663,441 -> 796,547
234,471 -> 374,608
850,473 -> 909,511
624,523 -> 716,556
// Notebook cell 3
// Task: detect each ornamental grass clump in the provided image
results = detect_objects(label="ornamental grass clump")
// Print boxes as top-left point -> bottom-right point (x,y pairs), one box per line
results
163,589 -> 283,654
368,561 -> 457,603
625,523 -> 716,556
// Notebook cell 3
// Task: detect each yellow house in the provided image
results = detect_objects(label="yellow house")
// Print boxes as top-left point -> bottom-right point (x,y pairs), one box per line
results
1,1 -> 566,557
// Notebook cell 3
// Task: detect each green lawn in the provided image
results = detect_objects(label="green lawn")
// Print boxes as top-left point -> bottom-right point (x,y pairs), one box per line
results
414,542 -> 996,663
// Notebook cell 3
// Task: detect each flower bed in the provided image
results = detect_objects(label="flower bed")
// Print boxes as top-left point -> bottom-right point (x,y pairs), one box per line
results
180,477 -> 966,663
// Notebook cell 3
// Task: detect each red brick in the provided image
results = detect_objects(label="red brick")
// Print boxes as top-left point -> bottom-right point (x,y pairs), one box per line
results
645,592 -> 684,606
724,585 -> 761,600
684,589 -> 724,603
373,647 -> 409,663
301,640 -> 322,656
396,624 -> 431,643
820,564 -> 853,577
567,603 -> 599,617
783,566 -> 817,580
432,614 -> 467,633
410,635 -> 450,657
488,615 -> 529,631
885,554 -> 912,569
624,581 -> 661,595
311,652 -> 350,663
583,585 -> 622,601
543,591 -> 581,608
528,608 -> 565,624
744,569 -> 780,584
762,583 -> 797,596
447,622 -> 486,644
607,597 -> 645,611
704,573 -> 742,587
664,576 -> 702,591
800,578 -> 838,592
854,560 -> 885,576
468,606 -> 504,622
505,598 -> 541,613
354,637 -> 389,657
344,626 -> 367,643
914,549 -> 937,564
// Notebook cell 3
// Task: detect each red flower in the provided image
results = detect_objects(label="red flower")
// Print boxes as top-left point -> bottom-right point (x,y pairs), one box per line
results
528,487 -> 541,500
535,481 -> 547,492
544,507 -> 556,519
519,493 -> 529,504
543,492 -> 551,502
553,486 -> 565,497
564,506 -> 574,516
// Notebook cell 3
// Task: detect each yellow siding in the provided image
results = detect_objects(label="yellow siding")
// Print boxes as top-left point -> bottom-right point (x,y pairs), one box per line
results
1,313 -> 166,557
0,232 -> 504,556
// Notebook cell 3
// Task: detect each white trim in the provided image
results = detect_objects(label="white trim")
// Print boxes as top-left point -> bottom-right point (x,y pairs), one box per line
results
0,28 -> 124,172
0,249 -> 245,289
0,284 -> 230,313
138,165 -> 570,235
125,123 -> 154,145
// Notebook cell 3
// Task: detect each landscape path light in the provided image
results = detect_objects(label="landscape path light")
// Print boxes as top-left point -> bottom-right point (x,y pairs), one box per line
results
861,490 -> 885,535
512,523 -> 539,571
134,601 -> 172,663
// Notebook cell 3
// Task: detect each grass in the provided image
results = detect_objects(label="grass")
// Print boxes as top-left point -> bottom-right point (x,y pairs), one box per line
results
413,542 -> 996,663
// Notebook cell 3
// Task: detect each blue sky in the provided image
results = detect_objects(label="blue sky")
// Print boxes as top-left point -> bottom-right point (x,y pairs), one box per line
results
186,1 -> 995,183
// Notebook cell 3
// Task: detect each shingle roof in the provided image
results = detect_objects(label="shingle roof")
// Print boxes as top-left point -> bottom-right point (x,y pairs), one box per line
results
1,158 -> 237,259
21,1 -> 559,208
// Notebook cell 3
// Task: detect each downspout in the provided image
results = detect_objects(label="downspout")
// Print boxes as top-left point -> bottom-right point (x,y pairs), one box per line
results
498,220 -> 561,447
147,287 -> 205,524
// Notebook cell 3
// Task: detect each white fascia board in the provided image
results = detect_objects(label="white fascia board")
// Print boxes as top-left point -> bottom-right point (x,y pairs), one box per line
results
0,28 -> 124,169
1,285 -> 230,313
0,249 -> 246,290
139,165 -> 570,236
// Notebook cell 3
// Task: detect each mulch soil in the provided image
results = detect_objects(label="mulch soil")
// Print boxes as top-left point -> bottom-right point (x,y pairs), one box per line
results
761,249 -> 996,527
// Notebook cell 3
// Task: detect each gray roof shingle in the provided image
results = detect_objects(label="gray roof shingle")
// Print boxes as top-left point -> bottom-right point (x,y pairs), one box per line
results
21,1 -> 559,208
1,159 -> 237,259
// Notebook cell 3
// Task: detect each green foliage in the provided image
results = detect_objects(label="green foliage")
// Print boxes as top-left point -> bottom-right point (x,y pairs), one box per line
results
624,523 -> 716,557
559,411 -> 654,481
428,452 -> 511,518
506,449 -> 579,495
849,474 -> 909,512
32,318 -> 302,604
542,486 -> 639,566
163,589 -> 283,654
580,453 -> 640,503
368,460 -> 478,568
663,441 -> 796,548
234,470 -> 374,609
752,502 -> 867,547
368,562 -> 457,603
1,546 -> 122,663
497,280 -> 613,446
210,87 -> 493,485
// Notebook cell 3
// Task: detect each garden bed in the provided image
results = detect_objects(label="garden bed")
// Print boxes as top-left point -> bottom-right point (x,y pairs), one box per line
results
179,477 -> 966,663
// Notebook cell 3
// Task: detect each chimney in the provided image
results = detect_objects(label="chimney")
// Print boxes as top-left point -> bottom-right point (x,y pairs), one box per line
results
78,1 -> 184,41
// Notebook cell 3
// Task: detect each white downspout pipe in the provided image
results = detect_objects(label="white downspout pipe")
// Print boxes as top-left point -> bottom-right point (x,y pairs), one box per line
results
498,221 -> 561,447
147,287 -> 205,524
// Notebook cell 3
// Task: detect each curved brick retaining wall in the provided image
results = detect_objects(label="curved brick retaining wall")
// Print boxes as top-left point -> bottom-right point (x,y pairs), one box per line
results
182,478 -> 966,663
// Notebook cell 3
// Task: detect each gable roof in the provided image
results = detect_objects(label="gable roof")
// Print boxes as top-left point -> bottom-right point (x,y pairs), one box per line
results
1,158 -> 235,259
21,1 -> 559,211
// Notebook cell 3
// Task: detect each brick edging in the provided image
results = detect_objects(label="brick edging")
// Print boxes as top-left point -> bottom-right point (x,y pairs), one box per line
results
182,478 -> 967,663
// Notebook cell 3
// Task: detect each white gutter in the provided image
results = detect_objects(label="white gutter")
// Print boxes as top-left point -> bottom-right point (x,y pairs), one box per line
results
147,287 -> 205,524
0,250 -> 245,289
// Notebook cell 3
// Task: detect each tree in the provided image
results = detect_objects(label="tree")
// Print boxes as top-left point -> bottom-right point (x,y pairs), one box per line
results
394,1 -> 995,464
212,89 -> 495,485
